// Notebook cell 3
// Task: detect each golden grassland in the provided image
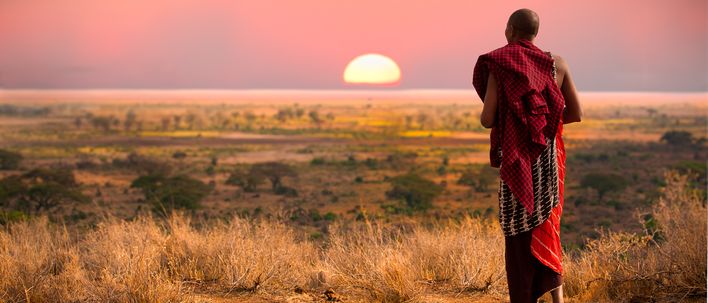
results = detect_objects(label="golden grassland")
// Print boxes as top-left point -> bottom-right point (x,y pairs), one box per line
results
0,92 -> 705,302
0,172 -> 704,303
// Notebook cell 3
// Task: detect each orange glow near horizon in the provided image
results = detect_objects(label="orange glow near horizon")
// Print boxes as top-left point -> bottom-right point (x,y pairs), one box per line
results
343,54 -> 401,85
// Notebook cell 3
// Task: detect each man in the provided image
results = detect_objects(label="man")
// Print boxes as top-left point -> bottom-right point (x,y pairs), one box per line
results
472,8 -> 582,303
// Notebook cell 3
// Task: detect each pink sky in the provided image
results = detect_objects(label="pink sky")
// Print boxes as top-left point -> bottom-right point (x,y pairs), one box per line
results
0,0 -> 706,91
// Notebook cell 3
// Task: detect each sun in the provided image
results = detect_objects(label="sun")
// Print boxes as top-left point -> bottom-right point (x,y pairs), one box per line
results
343,53 -> 401,85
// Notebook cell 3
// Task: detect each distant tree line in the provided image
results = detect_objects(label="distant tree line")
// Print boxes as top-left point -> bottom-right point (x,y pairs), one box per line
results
0,104 -> 50,117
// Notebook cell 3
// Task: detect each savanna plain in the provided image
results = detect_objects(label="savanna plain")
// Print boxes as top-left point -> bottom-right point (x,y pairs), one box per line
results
0,90 -> 705,302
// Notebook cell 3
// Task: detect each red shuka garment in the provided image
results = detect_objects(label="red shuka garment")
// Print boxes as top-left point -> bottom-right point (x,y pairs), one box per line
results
472,39 -> 565,215
473,39 -> 566,276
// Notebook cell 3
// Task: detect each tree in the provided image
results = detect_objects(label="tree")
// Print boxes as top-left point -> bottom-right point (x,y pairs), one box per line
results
275,107 -> 294,122
185,112 -> 199,130
476,166 -> 497,192
457,166 -> 496,192
112,152 -> 173,175
173,115 -> 182,130
251,162 -> 297,191
160,116 -> 171,131
295,107 -> 305,119
124,109 -> 137,131
308,110 -> 322,126
244,111 -> 257,127
416,112 -> 429,129
660,130 -> 694,147
404,115 -> 414,129
226,162 -> 297,195
0,175 -> 24,208
131,173 -> 211,215
226,167 -> 265,192
386,173 -> 443,211
325,112 -> 335,121
0,168 -> 89,213
90,116 -> 113,132
580,173 -> 628,201
0,149 -> 22,170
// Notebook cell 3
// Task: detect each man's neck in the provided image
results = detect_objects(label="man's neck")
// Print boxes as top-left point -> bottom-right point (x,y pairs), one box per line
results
509,37 -> 535,44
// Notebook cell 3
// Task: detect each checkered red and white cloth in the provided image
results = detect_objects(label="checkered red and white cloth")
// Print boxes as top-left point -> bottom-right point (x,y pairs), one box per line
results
473,39 -> 565,215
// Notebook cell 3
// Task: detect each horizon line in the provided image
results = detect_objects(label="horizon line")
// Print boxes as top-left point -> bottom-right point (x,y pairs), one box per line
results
1,88 -> 706,95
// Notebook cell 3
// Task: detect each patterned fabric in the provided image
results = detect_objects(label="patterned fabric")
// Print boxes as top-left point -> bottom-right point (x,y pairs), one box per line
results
498,135 -> 560,236
530,122 -> 565,275
472,39 -> 565,215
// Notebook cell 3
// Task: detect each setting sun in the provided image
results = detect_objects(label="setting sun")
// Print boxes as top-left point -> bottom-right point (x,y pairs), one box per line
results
343,53 -> 401,85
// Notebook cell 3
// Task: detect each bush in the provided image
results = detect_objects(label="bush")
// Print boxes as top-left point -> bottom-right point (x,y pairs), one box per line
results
226,167 -> 265,192
131,174 -> 211,214
660,130 -> 694,146
0,210 -> 28,225
112,152 -> 173,175
364,158 -> 378,169
172,151 -> 188,159
580,173 -> 628,201
323,212 -> 337,221
251,162 -> 297,191
226,162 -> 298,195
0,168 -> 89,213
386,173 -> 443,211
310,157 -> 326,165
0,149 -> 22,170
274,185 -> 298,197
457,166 -> 496,192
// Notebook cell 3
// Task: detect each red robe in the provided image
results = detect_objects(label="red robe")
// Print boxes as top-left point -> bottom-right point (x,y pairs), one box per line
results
472,39 -> 565,216
473,39 -> 566,275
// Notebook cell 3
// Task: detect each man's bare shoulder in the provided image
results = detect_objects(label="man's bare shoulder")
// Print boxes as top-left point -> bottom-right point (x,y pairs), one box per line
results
552,54 -> 570,73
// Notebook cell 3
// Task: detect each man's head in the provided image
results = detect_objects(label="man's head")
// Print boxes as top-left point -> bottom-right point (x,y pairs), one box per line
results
505,8 -> 540,43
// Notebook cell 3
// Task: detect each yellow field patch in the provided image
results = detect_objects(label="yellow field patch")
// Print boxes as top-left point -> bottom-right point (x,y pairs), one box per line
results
399,130 -> 452,138
77,146 -> 123,156
139,130 -> 221,138
568,118 -> 639,129
363,119 -> 397,127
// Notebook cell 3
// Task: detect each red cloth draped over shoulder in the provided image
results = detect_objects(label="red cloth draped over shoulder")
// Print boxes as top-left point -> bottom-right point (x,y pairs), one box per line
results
472,39 -> 565,215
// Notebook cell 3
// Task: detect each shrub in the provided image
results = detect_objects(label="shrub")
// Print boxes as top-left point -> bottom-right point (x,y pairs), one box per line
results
0,168 -> 89,214
0,149 -> 22,170
227,162 -> 298,195
131,174 -> 211,214
323,212 -> 337,221
386,173 -> 443,211
660,130 -> 694,146
251,162 -> 297,191
226,167 -> 265,192
112,152 -> 173,175
310,157 -> 326,165
457,166 -> 496,192
580,173 -> 628,201
274,185 -> 298,197
172,151 -> 187,159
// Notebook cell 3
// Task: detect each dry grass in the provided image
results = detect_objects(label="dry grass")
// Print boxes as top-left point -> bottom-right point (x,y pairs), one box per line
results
0,172 -> 705,302
563,171 -> 707,302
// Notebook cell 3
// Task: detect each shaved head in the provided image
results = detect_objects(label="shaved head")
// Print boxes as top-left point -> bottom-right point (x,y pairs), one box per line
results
507,8 -> 540,40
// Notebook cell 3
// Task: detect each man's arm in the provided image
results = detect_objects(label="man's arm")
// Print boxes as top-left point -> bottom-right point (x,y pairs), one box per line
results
556,56 -> 582,124
480,73 -> 498,128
